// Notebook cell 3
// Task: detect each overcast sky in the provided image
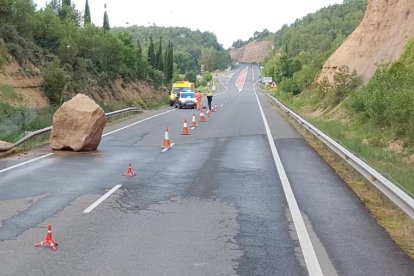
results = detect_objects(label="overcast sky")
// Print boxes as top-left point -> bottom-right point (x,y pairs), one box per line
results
34,0 -> 344,48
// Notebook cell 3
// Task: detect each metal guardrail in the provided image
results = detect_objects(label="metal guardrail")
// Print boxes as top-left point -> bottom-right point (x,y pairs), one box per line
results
0,107 -> 142,153
263,92 -> 414,219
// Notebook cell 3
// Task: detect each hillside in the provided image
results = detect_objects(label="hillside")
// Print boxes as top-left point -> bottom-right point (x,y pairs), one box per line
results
229,41 -> 272,64
319,0 -> 414,82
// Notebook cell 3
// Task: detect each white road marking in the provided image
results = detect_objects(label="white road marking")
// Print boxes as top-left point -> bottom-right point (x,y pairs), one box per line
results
254,88 -> 323,276
161,143 -> 175,153
83,184 -> 122,213
0,109 -> 176,174
0,153 -> 54,175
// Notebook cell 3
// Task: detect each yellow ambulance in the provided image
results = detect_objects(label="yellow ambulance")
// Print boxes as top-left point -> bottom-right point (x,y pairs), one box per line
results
169,81 -> 195,106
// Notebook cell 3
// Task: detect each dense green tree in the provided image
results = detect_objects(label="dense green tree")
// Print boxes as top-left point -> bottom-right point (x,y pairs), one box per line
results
84,0 -> 91,25
0,0 -> 14,24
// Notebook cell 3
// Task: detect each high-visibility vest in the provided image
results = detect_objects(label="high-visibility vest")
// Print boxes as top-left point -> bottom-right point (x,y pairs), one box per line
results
207,90 -> 214,96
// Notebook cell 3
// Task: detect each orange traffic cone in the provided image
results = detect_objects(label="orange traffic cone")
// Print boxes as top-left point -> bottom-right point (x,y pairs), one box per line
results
181,118 -> 190,135
162,127 -> 171,148
191,114 -> 197,128
123,163 -> 136,176
199,110 -> 206,122
35,224 -> 58,251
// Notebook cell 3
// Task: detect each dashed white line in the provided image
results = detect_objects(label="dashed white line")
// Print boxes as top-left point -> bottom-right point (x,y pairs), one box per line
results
83,184 -> 122,213
161,143 -> 175,153
103,109 -> 176,137
254,87 -> 323,276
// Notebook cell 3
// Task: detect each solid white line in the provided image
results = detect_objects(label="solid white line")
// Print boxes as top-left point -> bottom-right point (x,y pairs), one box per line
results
83,184 -> 122,213
0,153 -> 54,175
103,109 -> 176,137
254,89 -> 323,276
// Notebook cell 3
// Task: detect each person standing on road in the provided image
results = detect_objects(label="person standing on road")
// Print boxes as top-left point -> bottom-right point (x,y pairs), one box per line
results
206,88 -> 214,111
195,90 -> 203,110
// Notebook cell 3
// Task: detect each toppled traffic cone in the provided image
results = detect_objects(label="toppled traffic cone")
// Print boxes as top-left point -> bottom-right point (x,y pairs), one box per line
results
35,224 -> 58,251
198,110 -> 206,122
123,163 -> 136,176
162,127 -> 172,148
181,118 -> 190,135
191,114 -> 197,128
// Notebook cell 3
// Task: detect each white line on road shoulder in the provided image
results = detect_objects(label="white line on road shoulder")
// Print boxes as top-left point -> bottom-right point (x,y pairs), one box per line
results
1,109 -> 176,175
83,184 -> 122,213
0,153 -> 54,174
254,89 -> 324,276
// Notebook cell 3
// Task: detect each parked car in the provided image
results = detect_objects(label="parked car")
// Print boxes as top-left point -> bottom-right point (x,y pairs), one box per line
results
174,91 -> 197,109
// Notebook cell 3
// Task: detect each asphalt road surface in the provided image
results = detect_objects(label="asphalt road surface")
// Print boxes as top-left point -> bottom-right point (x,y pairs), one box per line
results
0,65 -> 413,275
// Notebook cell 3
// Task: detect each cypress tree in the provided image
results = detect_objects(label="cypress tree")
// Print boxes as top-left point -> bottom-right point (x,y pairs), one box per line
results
156,37 -> 163,72
59,0 -> 71,20
164,41 -> 174,83
147,37 -> 156,68
136,39 -> 142,59
84,0 -> 91,25
103,4 -> 110,30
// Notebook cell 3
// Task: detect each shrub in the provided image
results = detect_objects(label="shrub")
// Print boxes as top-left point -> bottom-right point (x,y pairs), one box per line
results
42,61 -> 70,105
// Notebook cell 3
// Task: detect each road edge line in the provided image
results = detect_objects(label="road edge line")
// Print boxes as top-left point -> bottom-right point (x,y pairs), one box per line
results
254,89 -> 324,276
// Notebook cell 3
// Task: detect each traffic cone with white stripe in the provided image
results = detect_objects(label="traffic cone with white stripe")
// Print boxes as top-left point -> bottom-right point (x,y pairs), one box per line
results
198,110 -> 206,122
162,127 -> 171,148
123,163 -> 136,176
181,118 -> 190,135
191,114 -> 197,127
35,224 -> 58,251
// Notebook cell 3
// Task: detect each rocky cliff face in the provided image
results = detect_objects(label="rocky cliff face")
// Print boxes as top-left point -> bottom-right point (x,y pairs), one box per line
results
230,41 -> 272,63
318,0 -> 414,82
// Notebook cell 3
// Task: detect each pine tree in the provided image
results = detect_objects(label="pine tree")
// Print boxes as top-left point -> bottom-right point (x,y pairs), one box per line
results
147,37 -> 156,68
84,0 -> 91,25
156,37 -> 163,72
103,4 -> 110,30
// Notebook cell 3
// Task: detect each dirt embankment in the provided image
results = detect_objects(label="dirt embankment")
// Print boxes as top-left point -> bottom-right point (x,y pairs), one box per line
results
0,61 -> 167,109
318,0 -> 414,83
229,41 -> 273,64
0,62 -> 48,109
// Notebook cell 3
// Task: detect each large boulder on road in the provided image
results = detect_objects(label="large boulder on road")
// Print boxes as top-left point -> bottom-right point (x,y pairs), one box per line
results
50,94 -> 106,151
